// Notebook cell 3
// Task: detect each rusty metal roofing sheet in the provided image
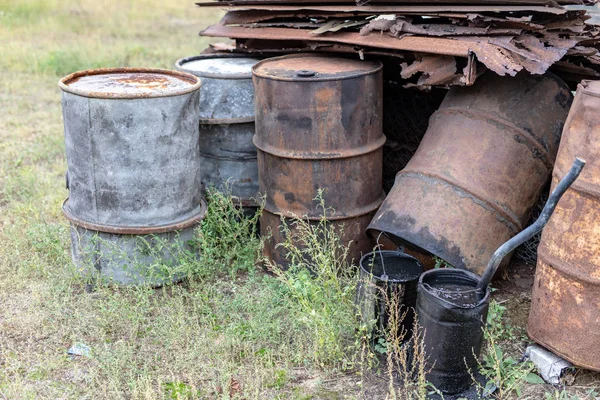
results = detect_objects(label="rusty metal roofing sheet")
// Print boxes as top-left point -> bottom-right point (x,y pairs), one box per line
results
202,24 -> 476,57
197,0 -> 582,7
196,3 -> 569,15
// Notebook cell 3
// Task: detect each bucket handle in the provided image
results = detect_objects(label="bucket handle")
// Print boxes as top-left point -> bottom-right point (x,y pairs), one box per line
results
375,231 -> 389,282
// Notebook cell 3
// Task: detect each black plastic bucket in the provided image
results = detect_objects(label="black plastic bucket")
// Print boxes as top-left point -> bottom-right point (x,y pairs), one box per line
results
417,268 -> 491,394
357,250 -> 423,341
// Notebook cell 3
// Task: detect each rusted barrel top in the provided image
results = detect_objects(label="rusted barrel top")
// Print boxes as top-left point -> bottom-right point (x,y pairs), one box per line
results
253,54 -> 384,159
176,54 -> 259,123
252,54 -> 381,80
528,79 -> 600,371
60,67 -> 201,99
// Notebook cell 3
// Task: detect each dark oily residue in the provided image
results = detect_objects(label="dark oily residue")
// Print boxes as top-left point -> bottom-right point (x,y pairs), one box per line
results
364,253 -> 422,282
424,282 -> 480,307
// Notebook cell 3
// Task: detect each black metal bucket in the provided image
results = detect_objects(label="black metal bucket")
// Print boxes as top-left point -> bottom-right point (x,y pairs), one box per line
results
417,269 -> 490,394
357,250 -> 423,341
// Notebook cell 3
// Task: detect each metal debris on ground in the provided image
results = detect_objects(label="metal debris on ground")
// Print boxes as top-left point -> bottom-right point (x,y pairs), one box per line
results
198,1 -> 600,88
68,343 -> 91,358
524,345 -> 573,385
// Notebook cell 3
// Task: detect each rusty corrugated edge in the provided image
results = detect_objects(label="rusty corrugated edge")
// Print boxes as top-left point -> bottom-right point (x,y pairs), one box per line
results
196,3 -> 568,15
201,25 -> 474,57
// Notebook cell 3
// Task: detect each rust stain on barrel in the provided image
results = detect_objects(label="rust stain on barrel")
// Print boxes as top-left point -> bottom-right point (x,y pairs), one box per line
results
528,80 -> 600,371
253,53 -> 385,266
368,72 -> 572,275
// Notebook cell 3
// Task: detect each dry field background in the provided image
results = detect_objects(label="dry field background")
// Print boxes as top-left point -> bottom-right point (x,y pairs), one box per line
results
1,1 -> 599,399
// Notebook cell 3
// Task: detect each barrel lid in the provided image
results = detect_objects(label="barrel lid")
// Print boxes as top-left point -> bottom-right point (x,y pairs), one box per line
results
59,68 -> 201,99
579,80 -> 600,97
252,53 -> 382,81
176,55 -> 260,79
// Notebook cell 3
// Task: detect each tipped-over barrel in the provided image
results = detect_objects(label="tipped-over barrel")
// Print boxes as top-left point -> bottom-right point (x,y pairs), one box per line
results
368,72 -> 572,275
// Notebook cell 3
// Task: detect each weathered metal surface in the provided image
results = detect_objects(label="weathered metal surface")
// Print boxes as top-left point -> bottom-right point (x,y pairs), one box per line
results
202,12 -> 594,82
203,24 -> 475,57
60,68 -> 203,231
198,2 -> 579,9
528,80 -> 600,371
199,2 -> 600,87
176,55 -> 260,206
368,72 -> 572,275
175,54 -> 260,122
63,199 -> 205,235
260,209 -> 377,266
69,200 -> 206,286
253,54 -> 385,266
198,122 -> 258,205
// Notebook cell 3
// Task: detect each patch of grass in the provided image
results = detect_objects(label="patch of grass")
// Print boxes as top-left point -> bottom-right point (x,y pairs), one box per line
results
476,300 -> 539,399
193,186 -> 263,278
269,192 -> 364,370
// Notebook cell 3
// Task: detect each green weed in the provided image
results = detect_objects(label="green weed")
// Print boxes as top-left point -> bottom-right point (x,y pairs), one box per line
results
476,300 -> 539,399
268,192 -> 363,369
193,186 -> 263,278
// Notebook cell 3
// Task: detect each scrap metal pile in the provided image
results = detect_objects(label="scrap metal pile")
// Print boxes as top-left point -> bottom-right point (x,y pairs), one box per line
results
199,0 -> 600,87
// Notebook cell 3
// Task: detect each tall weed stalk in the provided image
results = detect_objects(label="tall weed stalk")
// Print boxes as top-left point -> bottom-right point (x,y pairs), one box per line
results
268,192 -> 362,370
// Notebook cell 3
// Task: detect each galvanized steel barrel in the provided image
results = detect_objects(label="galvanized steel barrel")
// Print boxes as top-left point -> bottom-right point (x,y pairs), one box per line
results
252,54 -> 385,266
528,80 -> 600,371
368,73 -> 572,275
176,55 -> 260,206
60,68 -> 204,285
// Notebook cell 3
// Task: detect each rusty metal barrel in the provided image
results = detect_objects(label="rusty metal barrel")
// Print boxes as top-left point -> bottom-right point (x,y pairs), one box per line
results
175,55 -> 260,206
60,68 -> 204,285
252,54 -> 385,266
368,73 -> 572,275
528,80 -> 600,371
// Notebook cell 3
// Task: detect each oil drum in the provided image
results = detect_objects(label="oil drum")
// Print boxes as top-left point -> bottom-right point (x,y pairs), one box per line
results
252,54 -> 385,266
368,72 -> 572,275
528,80 -> 600,371
176,55 -> 261,207
60,68 -> 204,285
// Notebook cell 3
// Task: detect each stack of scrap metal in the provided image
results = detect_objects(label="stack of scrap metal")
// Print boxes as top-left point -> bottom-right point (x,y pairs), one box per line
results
198,0 -> 600,87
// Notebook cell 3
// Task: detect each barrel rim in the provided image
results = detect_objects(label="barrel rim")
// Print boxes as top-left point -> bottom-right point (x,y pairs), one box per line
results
200,116 -> 255,125
418,268 -> 490,309
251,53 -> 383,82
359,250 -> 423,284
253,134 -> 386,160
59,67 -> 202,99
262,192 -> 385,220
175,54 -> 261,80
62,198 -> 208,234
